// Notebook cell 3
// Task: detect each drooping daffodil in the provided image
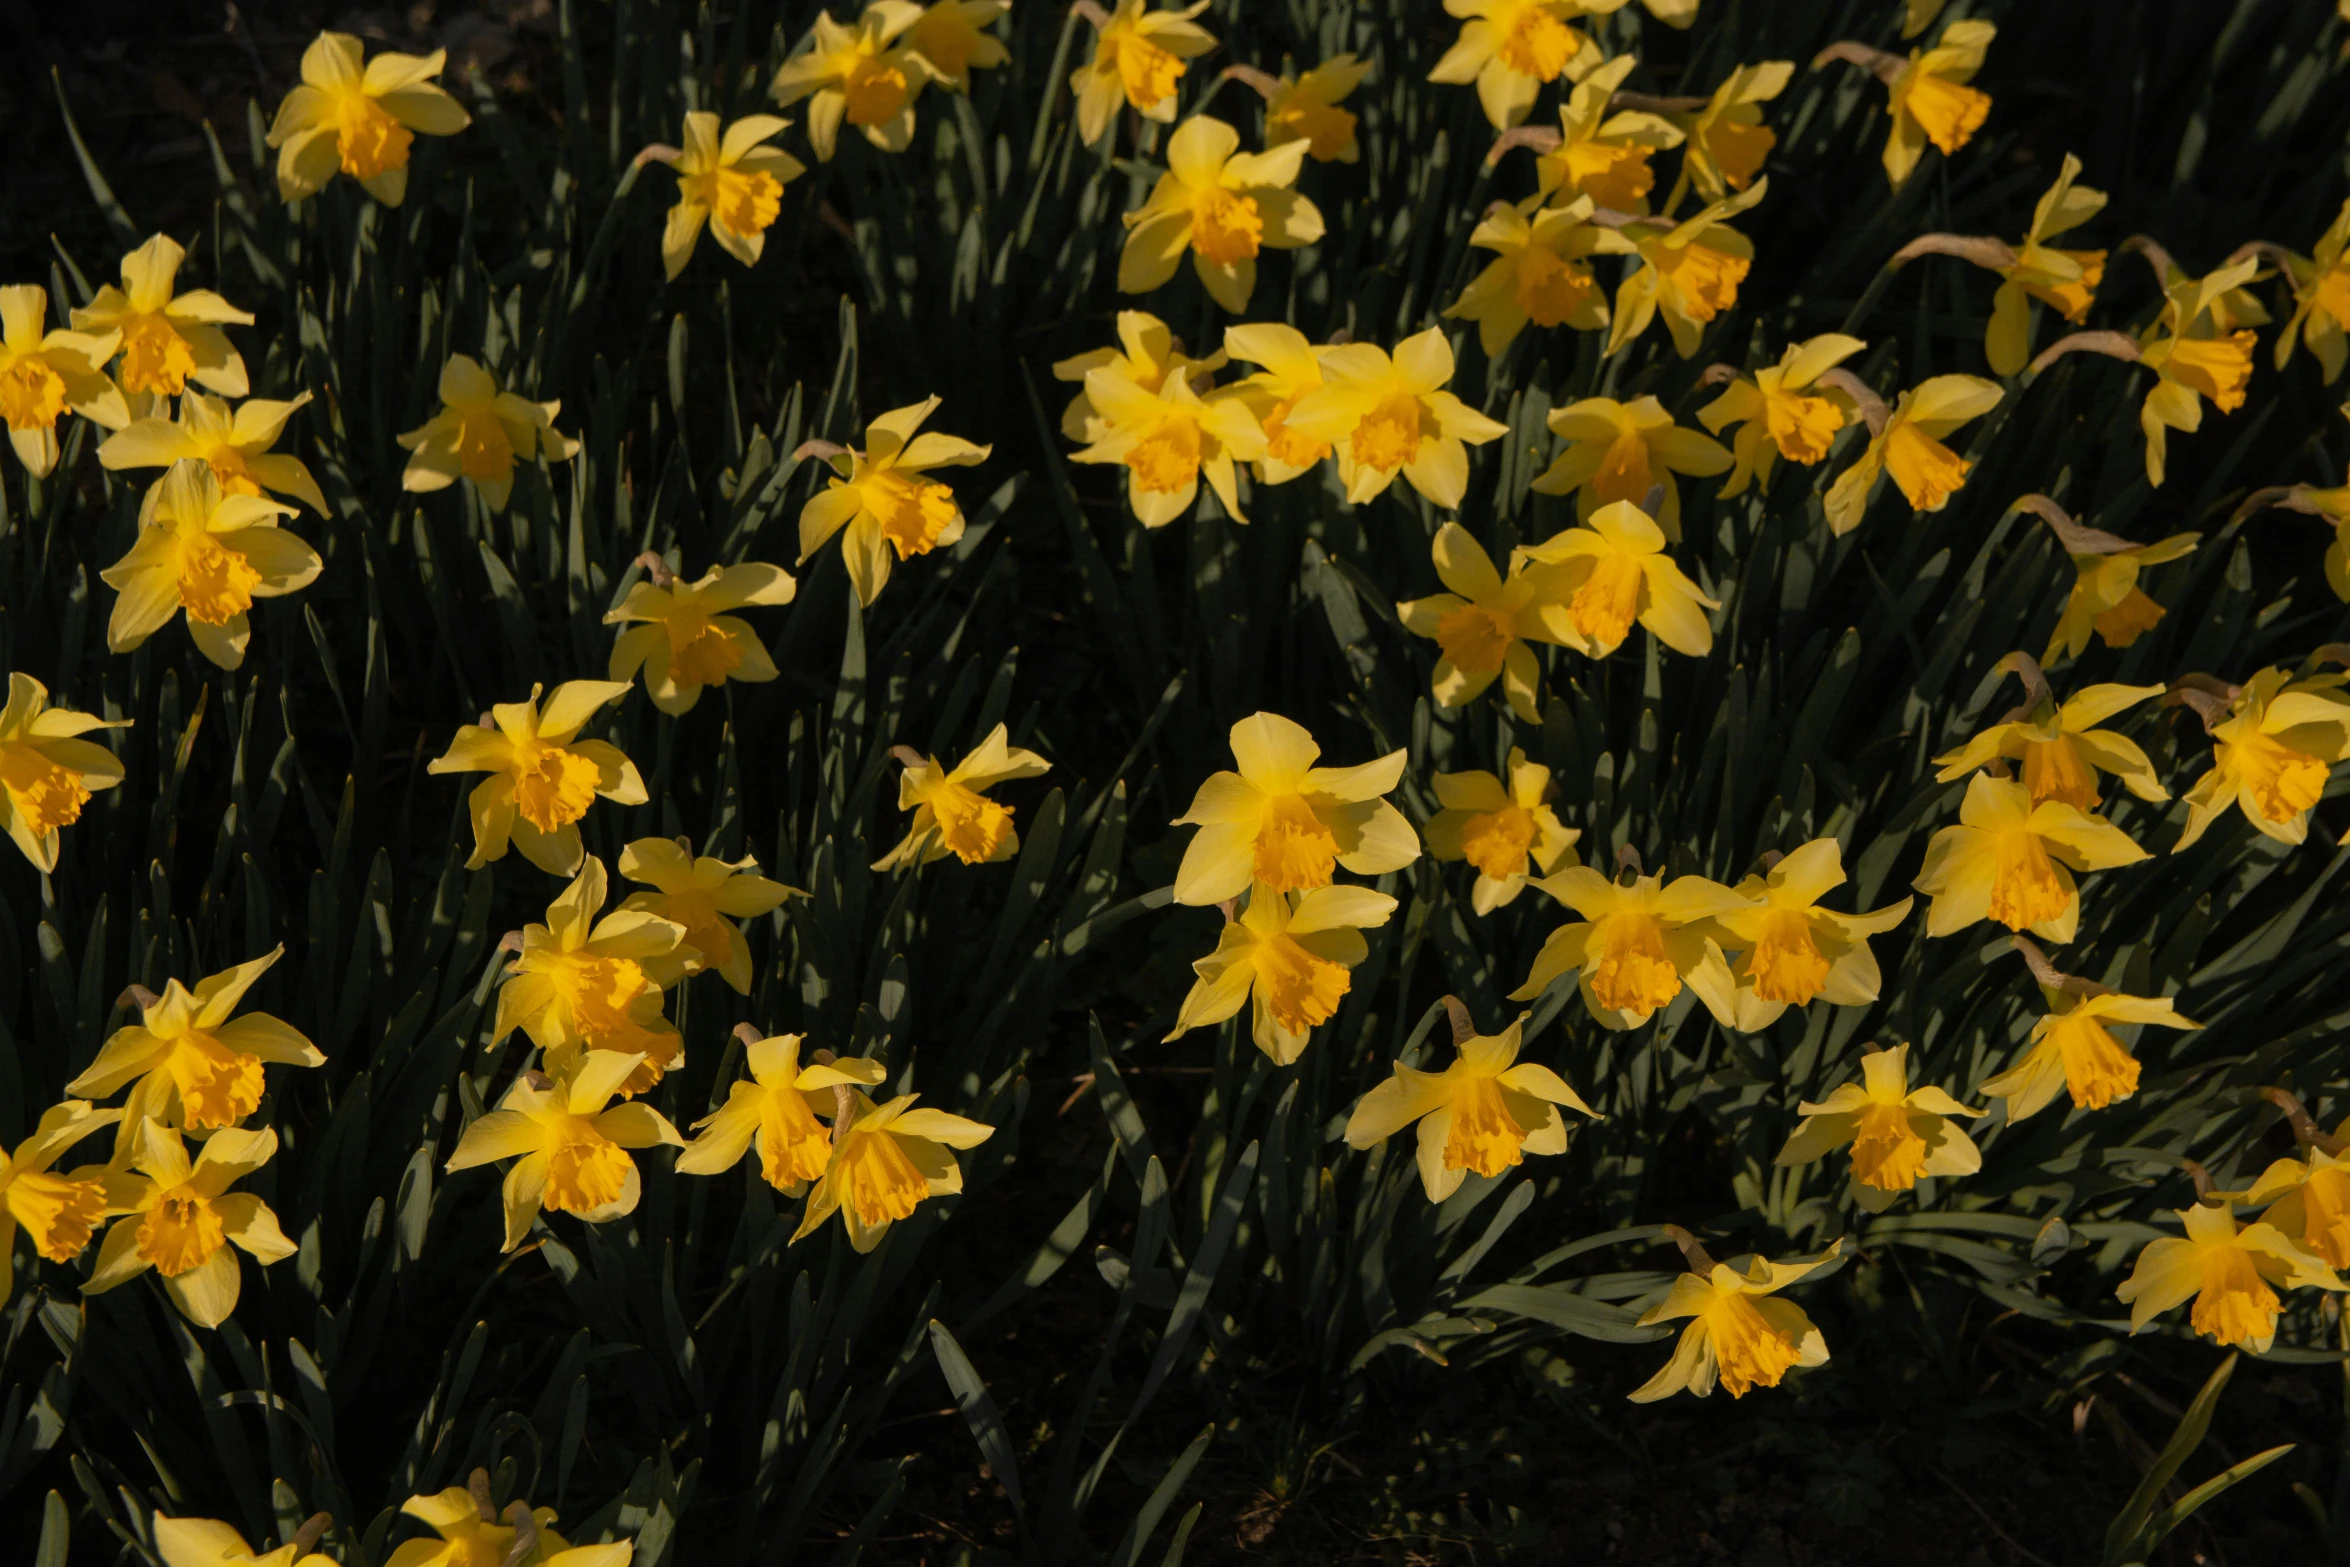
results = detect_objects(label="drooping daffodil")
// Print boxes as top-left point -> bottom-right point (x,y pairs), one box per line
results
0,673 -> 127,873
1606,182 -> 1765,360
1697,335 -> 1864,497
798,396 -> 991,605
1167,883 -> 1397,1064
1822,374 -> 2002,535
1629,1238 -> 1840,1401
0,1101 -> 123,1303
1932,674 -> 2167,811
790,1090 -> 994,1252
654,112 -> 805,278
1912,773 -> 2147,942
2173,667 -> 2350,852
1344,1007 -> 1598,1201
617,837 -> 798,994
604,559 -> 794,714
2117,1202 -> 2341,1353
1981,976 -> 2198,1121
99,390 -> 327,515
1069,0 -> 1216,146
873,723 -> 1052,869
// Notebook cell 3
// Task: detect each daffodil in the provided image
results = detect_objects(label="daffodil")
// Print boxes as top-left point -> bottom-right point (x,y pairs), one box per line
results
494,858 -> 685,1091
1630,1241 -> 1838,1401
2278,197 -> 2350,383
1697,839 -> 1911,1032
0,284 -> 125,477
0,1101 -> 122,1302
799,396 -> 990,604
1515,501 -> 1720,659
396,354 -> 579,514
1426,748 -> 1580,913
1343,1009 -> 1597,1201
1670,60 -> 1792,203
1260,54 -> 1372,162
2137,253 -> 2261,488
1530,395 -> 1733,540
1869,20 -> 1995,188
1697,335 -> 1864,496
265,32 -> 468,204
772,3 -> 933,161
1444,196 -> 1622,356
653,113 -> 805,279
1520,56 -> 1682,212
381,1486 -> 571,1567
1396,523 -> 1581,721
1982,154 -> 2108,375
2235,1145 -> 2350,1270
154,1513 -> 334,1567
791,1091 -> 994,1251
1429,0 -> 1609,132
617,837 -> 797,993
1070,0 -> 1215,145
85,1120 -> 296,1329
1774,1044 -> 1980,1210
1282,327 -> 1509,508
98,390 -> 326,514
906,0 -> 1010,90
1606,181 -> 1765,359
1167,884 -> 1397,1063
1119,116 -> 1324,314
0,673 -> 126,873
1068,362 -> 1267,526
71,234 -> 253,399
1821,374 -> 2001,535
2173,667 -> 2350,851
1220,322 -> 1329,481
874,723 -> 1051,869
1053,310 -> 1223,443
1912,772 -> 2147,942
1510,863 -> 1748,1028
2035,510 -> 2199,663
444,1052 -> 683,1252
1932,678 -> 2167,810
2117,1202 -> 2341,1353
605,559 -> 794,714
99,461 -> 321,670
429,682 -> 644,874
1171,712 -> 1416,906
676,1033 -> 886,1189
1981,985 -> 2197,1121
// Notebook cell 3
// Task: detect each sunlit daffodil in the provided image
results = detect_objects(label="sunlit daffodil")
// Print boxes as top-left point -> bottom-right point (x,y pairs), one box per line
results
445,1052 -> 683,1252
617,837 -> 798,994
1282,327 -> 1508,508
72,233 -> 253,399
1053,310 -> 1222,443
674,1033 -> 885,1190
1119,116 -> 1324,315
605,559 -> 794,714
1875,20 -> 1995,188
1671,60 -> 1792,203
1981,984 -> 2197,1121
99,390 -> 326,515
2235,1144 -> 2350,1270
1429,0 -> 1609,132
493,859 -> 686,1092
2138,254 -> 2261,488
1344,1010 -> 1597,1201
0,674 -> 126,873
771,3 -> 933,162
1698,335 -> 1863,497
799,396 -> 990,604
1222,322 -> 1331,482
1068,362 -> 1266,526
1524,57 -> 1682,212
1167,884 -> 1397,1064
2040,524 -> 2198,664
791,1091 -> 994,1252
1171,712 -> 1416,906
1515,501 -> 1720,660
1699,839 -> 1911,1032
2278,197 -> 2350,383
1985,154 -> 2108,375
1822,374 -> 2001,536
1913,772 -> 2146,942
1774,1044 -> 1981,1211
1070,0 -> 1215,146
1445,196 -> 1621,357
1607,182 -> 1765,360
1531,395 -> 1732,540
874,723 -> 1051,869
0,284 -> 125,477
2117,1202 -> 2341,1353
907,0 -> 1011,90
1631,1240 -> 1837,1401
1426,749 -> 1580,913
1510,863 -> 1748,1029
2173,668 -> 2350,851
1261,54 -> 1372,163
85,1120 -> 296,1330
430,682 -> 644,875
397,354 -> 579,514
1396,523 -> 1581,721
265,32 -> 467,204
0,1102 -> 121,1302
655,113 -> 805,279
1933,679 -> 2167,810
380,1488 -> 613,1567
153,1513 -> 334,1567
100,463 -> 320,672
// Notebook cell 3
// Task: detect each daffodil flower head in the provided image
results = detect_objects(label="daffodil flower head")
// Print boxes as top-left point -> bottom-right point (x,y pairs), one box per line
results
1607,180 -> 1765,359
1118,116 -> 1325,315
1697,334 -> 1864,496
1053,310 -> 1225,444
153,1513 -> 337,1567
1699,838 -> 1911,1031
2173,667 -> 2350,851
1220,322 -> 1331,481
71,233 -> 254,399
906,0 -> 1011,90
84,1119 -> 296,1329
1068,363 -> 1267,527
1932,672 -> 2168,811
1170,712 -> 1417,906
494,858 -> 686,1092
1281,327 -> 1509,508
444,1052 -> 684,1252
2278,196 -> 2350,383
1070,0 -> 1216,146
791,1091 -> 994,1252
1881,20 -> 1995,188
1515,501 -> 1721,659
1344,1007 -> 1598,1201
1529,55 -> 1683,212
1774,1043 -> 1981,1211
0,284 -> 126,476
873,724 -> 1051,870
1428,0 -> 1609,132
1262,53 -> 1373,162
1444,196 -> 1623,357
1629,1238 -> 1839,1401
428,682 -> 646,874
1167,882 -> 1398,1063
1531,395 -> 1733,541
1821,373 -> 2001,535
1397,523 -> 1582,721
2031,505 -> 2199,664
381,1483 -> 576,1567
1672,60 -> 1793,203
617,837 -> 798,993
657,113 -> 806,279
605,559 -> 794,714
1509,861 -> 1749,1028
1427,749 -> 1581,914
675,1033 -> 886,1190
99,389 -> 327,515
265,31 -> 470,205
1986,153 -> 2109,374
2236,1143 -> 2350,1271
99,460 -> 321,671
771,2 -> 934,162
2117,1201 -> 2342,1353
0,672 -> 127,872
397,353 -> 579,514
2136,252 -> 2263,487
1981,978 -> 2197,1121
1912,772 -> 2147,942
0,1101 -> 123,1302
798,396 -> 991,604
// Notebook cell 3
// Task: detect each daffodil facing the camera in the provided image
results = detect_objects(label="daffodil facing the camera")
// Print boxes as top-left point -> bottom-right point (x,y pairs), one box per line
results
1521,57 -> 1681,212
1606,181 -> 1765,360
1169,884 -> 1396,1064
2278,197 -> 2350,383
617,838 -> 798,994
1070,0 -> 1215,145
1515,501 -> 1720,659
1445,196 -> 1621,357
1912,773 -> 2147,942
2117,1202 -> 2341,1353
397,354 -> 579,514
0,284 -> 125,478
799,396 -> 990,604
1429,0 -> 1609,132
1822,374 -> 2001,535
1774,1044 -> 1981,1211
265,31 -> 469,204
1053,310 -> 1222,443
100,390 -> 327,516
1282,328 -> 1509,508
1510,863 -> 1748,1029
1630,1239 -> 1839,1401
1981,979 -> 2197,1121
771,3 -> 932,161
1119,116 -> 1324,314
72,234 -> 253,401
1671,60 -> 1792,203
1258,54 -> 1372,162
1171,713 -> 1416,907
1221,322 -> 1330,482
429,681 -> 646,875
653,113 -> 805,278
0,1101 -> 122,1302
874,723 -> 1051,869
2172,667 -> 2350,851
1530,395 -> 1732,540
1699,839 -> 1911,1032
674,1033 -> 885,1190
1068,362 -> 1266,527
1697,335 -> 1863,496
85,1120 -> 296,1330
1932,675 -> 2167,810
1426,749 -> 1580,913
0,673 -> 126,873
605,559 -> 794,714
791,1091 -> 994,1252
494,858 -> 686,1091
907,1 -> 1011,91
1344,1008 -> 1597,1201
100,461 -> 321,671
1396,523 -> 1581,721
445,1051 -> 684,1252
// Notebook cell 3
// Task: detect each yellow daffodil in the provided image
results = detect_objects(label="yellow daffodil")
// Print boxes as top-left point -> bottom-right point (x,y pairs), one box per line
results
2278,197 -> 2350,383
2036,513 -> 2199,663
2117,1202 -> 2341,1353
874,723 -> 1051,869
1444,196 -> 1621,356
1053,310 -> 1223,443
1426,749 -> 1580,913
1913,772 -> 2147,942
0,284 -> 125,477
1774,1044 -> 1981,1211
1070,0 -> 1216,145
1606,181 -> 1765,359
380,1488 -> 620,1567
1878,20 -> 1995,188
1698,335 -> 1863,496
1983,154 -> 2108,375
1119,116 -> 1324,314
676,1034 -> 886,1190
1171,711 -> 1416,906
654,113 -> 804,279
429,681 -> 645,875
1168,883 -> 1397,1064
2236,1145 -> 2350,1270
0,1102 -> 121,1302
396,353 -> 579,514
1981,984 -> 2197,1121
772,3 -> 932,162
799,396 -> 990,604
72,234 -> 253,400
1515,500 -> 1720,659
1396,523 -> 1581,721
1282,327 -> 1509,507
1630,1241 -> 1838,1401
2173,668 -> 2350,851
2138,254 -> 2261,488
1344,1009 -> 1597,1201
445,1051 -> 683,1252
1510,863 -> 1748,1028
85,1120 -> 295,1329
907,0 -> 1010,90
604,560 -> 793,714
1221,322 -> 1330,481
493,858 -> 685,1092
1068,362 -> 1267,526
617,837 -> 797,993
1822,374 -> 2001,535
791,1091 -> 994,1251
1933,679 -> 2167,810
265,32 -> 468,204
1697,839 -> 1911,1032
99,461 -> 321,671
1524,56 -> 1682,212
1261,54 -> 1372,162
98,390 -> 326,515
1530,395 -> 1732,540
154,1513 -> 334,1567
1670,61 -> 1792,204
1429,0 -> 1609,132
0,673 -> 126,873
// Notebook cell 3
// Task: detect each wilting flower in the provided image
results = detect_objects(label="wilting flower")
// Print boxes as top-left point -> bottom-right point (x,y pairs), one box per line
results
799,396 -> 990,604
1981,985 -> 2197,1120
154,1513 -> 334,1567
605,560 -> 793,714
1221,322 -> 1329,482
0,284 -> 125,477
1168,884 -> 1395,1064
265,32 -> 468,204
1876,20 -> 1995,188
1120,116 -> 1324,314
791,1091 -> 994,1251
1913,773 -> 2147,942
675,1033 -> 885,1189
1510,864 -> 1748,1029
1698,335 -> 1863,496
1396,523 -> 1580,721
85,1120 -> 295,1329
0,1102 -> 121,1302
1630,1240 -> 1840,1400
2117,1202 -> 2341,1353
2173,668 -> 2350,851
100,461 -> 321,671
1774,1044 -> 1981,1211
907,0 -> 1011,90
429,682 -> 644,875
2235,1144 -> 2350,1270
1530,395 -> 1733,540
1430,0 -> 1604,132
0,673 -> 126,872
2278,197 -> 2350,383
874,723 -> 1051,869
1822,374 -> 2001,535
1261,54 -> 1372,162
99,390 -> 326,515
771,4 -> 932,161
1070,0 -> 1215,145
1282,327 -> 1509,507
1068,362 -> 1266,526
397,354 -> 579,514
494,859 -> 685,1091
71,234 -> 252,400
1672,60 -> 1792,203
1171,712 -> 1416,906
380,1488 -> 574,1567
1426,749 -> 1580,913
1985,154 -> 2108,375
2042,526 -> 2199,663
1515,501 -> 1720,659
1607,182 -> 1765,359
1526,57 -> 1682,212
445,1051 -> 683,1252
1344,1011 -> 1597,1201
656,113 -> 805,278
1933,680 -> 2167,810
617,837 -> 797,993
1054,310 -> 1222,443
1698,839 -> 1911,1032
2138,254 -> 2261,488
1445,197 -> 1620,356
